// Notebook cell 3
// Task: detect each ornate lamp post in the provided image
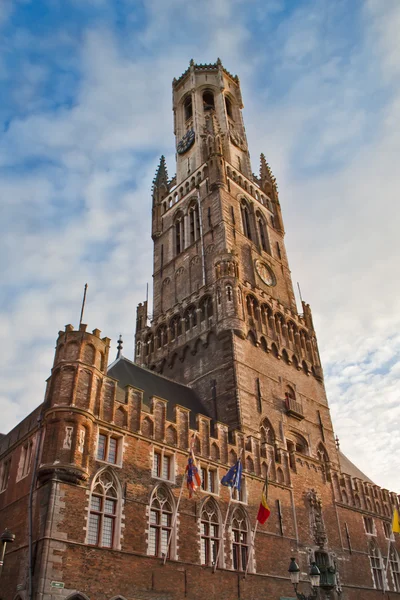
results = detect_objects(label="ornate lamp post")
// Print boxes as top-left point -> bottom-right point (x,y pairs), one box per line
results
288,557 -> 321,600
0,529 -> 15,579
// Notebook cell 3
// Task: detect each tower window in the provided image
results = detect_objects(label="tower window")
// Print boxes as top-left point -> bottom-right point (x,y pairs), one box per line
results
175,213 -> 185,255
225,96 -> 233,119
203,91 -> 215,111
189,204 -> 200,244
241,201 -> 252,241
256,212 -> 270,254
184,95 -> 193,121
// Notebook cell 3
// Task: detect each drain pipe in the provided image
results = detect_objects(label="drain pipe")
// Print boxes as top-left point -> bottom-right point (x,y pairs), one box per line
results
28,412 -> 44,600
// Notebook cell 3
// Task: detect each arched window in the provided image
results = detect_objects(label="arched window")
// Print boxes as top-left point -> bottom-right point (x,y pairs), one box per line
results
189,203 -> 200,244
203,90 -> 215,111
87,469 -> 121,548
241,201 -> 252,241
316,443 -> 329,463
369,541 -> 384,589
225,96 -> 233,119
226,284 -> 233,302
200,498 -> 222,567
184,95 -> 193,121
231,508 -> 250,572
156,324 -> 167,349
184,305 -> 197,331
175,212 -> 185,255
170,315 -> 182,341
389,546 -> 400,591
260,418 -> 275,446
256,211 -> 270,253
148,485 -> 175,558
200,296 -> 213,323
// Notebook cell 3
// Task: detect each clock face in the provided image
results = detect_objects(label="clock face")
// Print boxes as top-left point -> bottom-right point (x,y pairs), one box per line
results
255,259 -> 276,287
177,128 -> 195,154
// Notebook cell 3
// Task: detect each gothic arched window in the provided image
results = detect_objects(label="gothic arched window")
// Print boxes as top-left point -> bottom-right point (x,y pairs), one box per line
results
87,469 -> 121,548
369,541 -> 384,589
200,498 -> 222,567
184,305 -> 197,331
260,418 -> 275,446
256,211 -> 270,254
225,96 -> 233,119
184,95 -> 193,121
189,203 -> 200,244
231,508 -> 250,572
390,546 -> 400,591
156,324 -> 167,349
203,90 -> 215,111
200,296 -> 213,323
169,315 -> 182,341
148,485 -> 175,558
241,201 -> 252,241
174,212 -> 185,255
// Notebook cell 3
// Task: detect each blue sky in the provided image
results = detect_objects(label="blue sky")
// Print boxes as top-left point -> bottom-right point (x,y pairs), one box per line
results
1,0 -> 399,493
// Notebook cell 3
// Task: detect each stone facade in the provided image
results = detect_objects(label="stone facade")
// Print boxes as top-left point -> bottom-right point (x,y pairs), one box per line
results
0,61 -> 399,600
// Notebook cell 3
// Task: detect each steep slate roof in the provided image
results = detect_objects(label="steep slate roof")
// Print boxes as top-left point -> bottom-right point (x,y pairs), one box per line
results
107,356 -> 212,428
338,450 -> 375,484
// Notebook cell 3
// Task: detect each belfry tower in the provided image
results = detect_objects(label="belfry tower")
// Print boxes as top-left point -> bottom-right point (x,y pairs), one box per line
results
135,59 -> 332,459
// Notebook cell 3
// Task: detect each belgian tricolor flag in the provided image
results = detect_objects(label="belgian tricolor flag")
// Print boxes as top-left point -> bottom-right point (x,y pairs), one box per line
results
257,474 -> 271,524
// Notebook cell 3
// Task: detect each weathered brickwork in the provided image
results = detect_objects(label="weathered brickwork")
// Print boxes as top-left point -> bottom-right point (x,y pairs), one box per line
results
1,60 -> 399,600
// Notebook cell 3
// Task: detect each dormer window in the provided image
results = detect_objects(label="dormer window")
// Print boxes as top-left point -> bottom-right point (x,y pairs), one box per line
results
184,95 -> 193,121
203,91 -> 215,111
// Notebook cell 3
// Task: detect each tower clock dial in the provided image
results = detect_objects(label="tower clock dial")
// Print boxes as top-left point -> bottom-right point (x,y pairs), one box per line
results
254,259 -> 276,287
177,128 -> 195,154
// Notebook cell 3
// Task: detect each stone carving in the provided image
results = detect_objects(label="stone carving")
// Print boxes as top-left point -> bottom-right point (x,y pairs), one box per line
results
308,489 -> 327,548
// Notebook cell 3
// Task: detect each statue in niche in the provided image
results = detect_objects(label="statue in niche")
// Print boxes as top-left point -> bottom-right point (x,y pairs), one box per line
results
308,489 -> 327,549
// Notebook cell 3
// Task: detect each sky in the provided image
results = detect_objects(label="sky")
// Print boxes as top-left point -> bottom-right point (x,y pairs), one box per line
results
0,0 -> 399,493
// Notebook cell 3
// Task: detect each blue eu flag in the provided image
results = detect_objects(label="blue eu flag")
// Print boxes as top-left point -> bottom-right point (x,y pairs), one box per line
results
221,460 -> 242,491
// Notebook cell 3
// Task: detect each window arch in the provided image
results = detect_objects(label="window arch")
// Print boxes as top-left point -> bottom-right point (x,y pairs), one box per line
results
156,324 -> 168,348
241,200 -> 252,241
174,212 -> 185,255
200,497 -> 222,567
87,468 -> 121,548
184,305 -> 197,331
225,95 -> 233,119
188,202 -> 200,244
369,540 -> 384,589
231,507 -> 250,572
184,95 -> 193,121
148,485 -> 175,559
260,418 -> 275,446
200,296 -> 213,324
203,90 -> 215,111
316,442 -> 329,463
389,545 -> 400,591
169,314 -> 182,341
256,211 -> 270,253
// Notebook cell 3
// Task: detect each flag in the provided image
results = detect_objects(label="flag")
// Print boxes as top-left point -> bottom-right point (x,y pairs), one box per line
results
186,455 -> 201,498
256,474 -> 271,525
221,460 -> 242,490
392,509 -> 400,534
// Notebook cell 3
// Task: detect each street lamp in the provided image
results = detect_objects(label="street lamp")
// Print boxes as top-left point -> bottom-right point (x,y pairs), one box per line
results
288,557 -> 320,600
0,529 -> 15,579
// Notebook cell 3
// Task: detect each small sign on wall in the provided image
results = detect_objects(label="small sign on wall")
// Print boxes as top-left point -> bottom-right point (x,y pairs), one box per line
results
51,581 -> 65,589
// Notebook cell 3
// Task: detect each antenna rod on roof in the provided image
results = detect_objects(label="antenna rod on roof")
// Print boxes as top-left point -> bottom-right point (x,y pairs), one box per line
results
146,283 -> 149,324
297,281 -> 303,304
79,283 -> 88,327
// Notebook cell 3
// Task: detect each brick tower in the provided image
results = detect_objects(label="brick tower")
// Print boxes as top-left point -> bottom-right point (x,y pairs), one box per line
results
135,59 -> 332,462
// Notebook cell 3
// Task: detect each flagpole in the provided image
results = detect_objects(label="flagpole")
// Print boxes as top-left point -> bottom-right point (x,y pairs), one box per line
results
244,459 -> 272,579
244,520 -> 258,578
163,472 -> 185,565
213,486 -> 232,573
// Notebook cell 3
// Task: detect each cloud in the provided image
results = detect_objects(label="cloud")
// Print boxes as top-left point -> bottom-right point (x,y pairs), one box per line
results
0,0 -> 399,495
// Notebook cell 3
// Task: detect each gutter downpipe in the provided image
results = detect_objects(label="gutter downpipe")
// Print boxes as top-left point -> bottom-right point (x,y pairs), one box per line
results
28,412 -> 45,600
